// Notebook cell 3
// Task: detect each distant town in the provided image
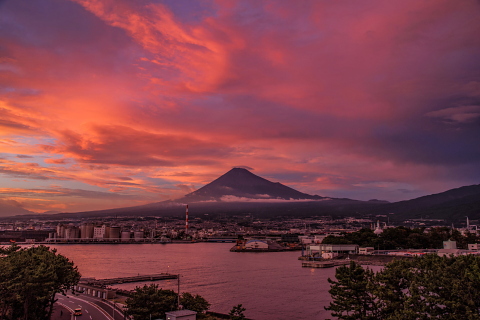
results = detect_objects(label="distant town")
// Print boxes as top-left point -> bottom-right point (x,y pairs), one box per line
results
3,211 -> 480,319
0,211 -> 475,248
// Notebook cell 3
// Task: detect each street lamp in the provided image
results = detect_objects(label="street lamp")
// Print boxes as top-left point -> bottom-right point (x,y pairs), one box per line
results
177,274 -> 181,309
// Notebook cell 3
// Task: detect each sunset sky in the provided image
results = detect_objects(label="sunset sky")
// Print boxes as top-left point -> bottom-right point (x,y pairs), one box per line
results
1,0 -> 480,214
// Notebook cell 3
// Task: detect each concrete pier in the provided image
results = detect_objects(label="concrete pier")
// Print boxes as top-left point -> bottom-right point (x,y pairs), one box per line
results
301,260 -> 350,268
81,273 -> 178,286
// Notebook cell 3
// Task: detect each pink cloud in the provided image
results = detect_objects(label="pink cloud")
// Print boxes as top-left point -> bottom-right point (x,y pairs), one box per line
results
44,158 -> 69,164
41,125 -> 235,166
426,105 -> 480,124
0,0 -> 479,211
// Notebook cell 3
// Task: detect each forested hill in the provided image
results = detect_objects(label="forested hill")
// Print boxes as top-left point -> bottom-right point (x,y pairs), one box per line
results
368,184 -> 480,222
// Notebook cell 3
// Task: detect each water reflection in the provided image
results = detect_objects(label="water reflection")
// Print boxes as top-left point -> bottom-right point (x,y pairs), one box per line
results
50,243 -> 337,319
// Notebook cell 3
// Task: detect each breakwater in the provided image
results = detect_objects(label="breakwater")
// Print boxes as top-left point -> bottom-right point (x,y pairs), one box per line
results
81,273 -> 178,286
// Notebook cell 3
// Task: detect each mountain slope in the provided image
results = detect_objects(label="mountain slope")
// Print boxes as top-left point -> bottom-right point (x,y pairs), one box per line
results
0,200 -> 35,217
369,184 -> 480,221
24,168 -> 355,219
8,168 -> 478,221
178,167 -> 324,202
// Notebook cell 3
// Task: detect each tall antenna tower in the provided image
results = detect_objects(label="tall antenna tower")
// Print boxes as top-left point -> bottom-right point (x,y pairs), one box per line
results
185,204 -> 189,234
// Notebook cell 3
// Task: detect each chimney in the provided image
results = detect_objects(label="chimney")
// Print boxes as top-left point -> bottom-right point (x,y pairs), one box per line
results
185,205 -> 189,234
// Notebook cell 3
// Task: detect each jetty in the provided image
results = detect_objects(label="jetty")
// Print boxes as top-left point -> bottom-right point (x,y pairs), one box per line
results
80,273 -> 178,286
301,260 -> 350,268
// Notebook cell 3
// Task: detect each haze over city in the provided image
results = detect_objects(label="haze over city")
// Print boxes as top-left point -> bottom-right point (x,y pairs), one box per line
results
1,0 -> 480,214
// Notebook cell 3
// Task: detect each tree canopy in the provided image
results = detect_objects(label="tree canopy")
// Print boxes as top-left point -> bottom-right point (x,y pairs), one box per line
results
0,244 -> 81,320
125,284 -> 210,320
180,292 -> 210,314
326,254 -> 480,320
229,304 -> 247,320
322,226 -> 479,250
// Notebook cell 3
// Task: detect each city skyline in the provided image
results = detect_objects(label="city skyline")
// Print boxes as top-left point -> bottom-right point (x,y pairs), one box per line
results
1,0 -> 480,214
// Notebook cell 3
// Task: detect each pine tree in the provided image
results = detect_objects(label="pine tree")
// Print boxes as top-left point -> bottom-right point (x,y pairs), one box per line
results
229,304 -> 247,320
125,284 -> 178,320
0,245 -> 80,320
325,261 -> 378,320
326,255 -> 480,320
180,292 -> 210,314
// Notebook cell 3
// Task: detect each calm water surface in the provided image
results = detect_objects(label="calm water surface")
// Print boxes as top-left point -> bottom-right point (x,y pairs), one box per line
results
50,243 -> 337,320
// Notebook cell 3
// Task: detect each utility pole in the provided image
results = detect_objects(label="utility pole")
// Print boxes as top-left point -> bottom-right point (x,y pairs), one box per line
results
177,274 -> 181,309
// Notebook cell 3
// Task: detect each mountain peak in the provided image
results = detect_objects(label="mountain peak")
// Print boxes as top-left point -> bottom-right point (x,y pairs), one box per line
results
226,167 -> 256,175
178,168 -> 321,202
231,167 -> 252,171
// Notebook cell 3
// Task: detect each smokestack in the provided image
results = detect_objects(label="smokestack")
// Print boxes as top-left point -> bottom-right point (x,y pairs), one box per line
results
185,204 -> 189,234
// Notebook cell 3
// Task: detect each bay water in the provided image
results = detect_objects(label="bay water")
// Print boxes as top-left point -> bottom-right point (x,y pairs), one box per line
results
49,243 -> 337,319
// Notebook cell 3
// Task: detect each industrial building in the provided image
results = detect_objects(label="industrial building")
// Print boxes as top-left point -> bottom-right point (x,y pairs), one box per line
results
306,244 -> 359,259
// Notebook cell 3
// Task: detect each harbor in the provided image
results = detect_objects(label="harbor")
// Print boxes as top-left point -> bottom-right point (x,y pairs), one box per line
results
301,260 -> 350,268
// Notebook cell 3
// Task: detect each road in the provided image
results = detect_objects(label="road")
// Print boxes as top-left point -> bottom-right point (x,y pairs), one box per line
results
55,293 -> 126,320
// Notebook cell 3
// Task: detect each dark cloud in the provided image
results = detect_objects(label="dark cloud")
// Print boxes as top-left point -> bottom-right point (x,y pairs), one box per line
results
0,166 -> 52,180
1,0 -> 480,211
233,166 -> 254,170
43,125 -> 235,167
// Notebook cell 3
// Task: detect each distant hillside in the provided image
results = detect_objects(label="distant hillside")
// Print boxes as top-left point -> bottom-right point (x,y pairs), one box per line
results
367,184 -> 480,222
0,201 -> 35,217
18,168 -> 365,219
3,168 -> 478,222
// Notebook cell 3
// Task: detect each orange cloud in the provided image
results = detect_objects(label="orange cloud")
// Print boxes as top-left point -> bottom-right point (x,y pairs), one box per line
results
0,0 -> 478,212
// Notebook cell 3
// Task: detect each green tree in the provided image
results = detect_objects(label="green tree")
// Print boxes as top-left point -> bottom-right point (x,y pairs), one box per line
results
322,234 -> 352,245
404,254 -> 480,319
0,256 -> 19,319
125,284 -> 177,320
348,228 -> 378,247
180,292 -> 210,314
0,245 -> 80,320
372,259 -> 418,319
405,229 -> 430,249
229,304 -> 246,320
378,226 -> 412,249
428,227 -> 451,248
326,255 -> 480,320
325,261 -> 378,320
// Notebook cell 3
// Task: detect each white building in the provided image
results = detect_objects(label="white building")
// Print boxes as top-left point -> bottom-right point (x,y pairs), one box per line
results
443,240 -> 457,249
245,239 -> 269,250
307,244 -> 359,259
468,243 -> 480,251
165,310 -> 196,320
93,225 -> 106,239
359,247 -> 375,255
314,235 -> 327,244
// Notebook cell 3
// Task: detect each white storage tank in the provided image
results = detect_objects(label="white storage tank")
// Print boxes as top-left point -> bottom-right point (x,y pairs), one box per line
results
65,227 -> 79,240
121,231 -> 131,241
57,224 -> 66,238
86,223 -> 94,238
134,231 -> 144,241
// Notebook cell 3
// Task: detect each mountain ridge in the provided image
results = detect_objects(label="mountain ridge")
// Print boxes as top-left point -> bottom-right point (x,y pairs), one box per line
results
1,168 -> 479,221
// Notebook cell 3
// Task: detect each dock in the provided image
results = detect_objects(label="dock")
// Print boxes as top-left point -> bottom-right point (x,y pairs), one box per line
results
301,260 -> 350,268
80,273 -> 178,286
